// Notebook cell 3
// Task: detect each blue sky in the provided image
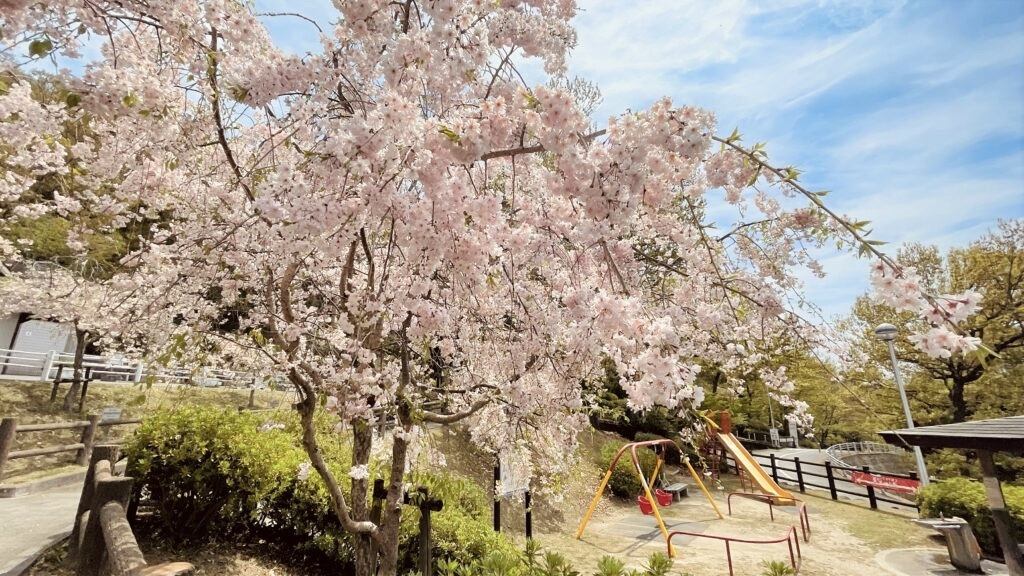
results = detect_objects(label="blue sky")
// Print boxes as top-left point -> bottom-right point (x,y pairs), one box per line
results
257,0 -> 1024,321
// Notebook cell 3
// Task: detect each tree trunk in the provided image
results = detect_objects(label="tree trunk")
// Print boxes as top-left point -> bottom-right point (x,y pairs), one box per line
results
351,420 -> 376,576
376,400 -> 413,576
949,379 -> 969,423
62,326 -> 88,412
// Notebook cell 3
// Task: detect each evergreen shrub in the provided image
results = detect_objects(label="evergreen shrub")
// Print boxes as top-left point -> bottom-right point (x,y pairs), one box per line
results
917,476 -> 1024,557
125,405 -> 512,571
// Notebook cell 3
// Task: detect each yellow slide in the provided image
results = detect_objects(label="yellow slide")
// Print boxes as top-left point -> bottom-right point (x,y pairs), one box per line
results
718,432 -> 796,503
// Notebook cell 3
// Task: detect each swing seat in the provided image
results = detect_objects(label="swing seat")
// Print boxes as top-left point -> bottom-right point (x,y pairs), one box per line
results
637,495 -> 654,515
655,489 -> 673,507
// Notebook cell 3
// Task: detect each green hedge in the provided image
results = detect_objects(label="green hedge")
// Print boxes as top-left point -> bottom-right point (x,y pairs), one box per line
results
917,477 -> 1024,557
124,406 -> 304,542
124,406 -> 513,571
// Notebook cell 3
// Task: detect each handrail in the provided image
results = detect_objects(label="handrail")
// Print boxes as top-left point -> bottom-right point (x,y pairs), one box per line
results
70,446 -> 194,576
667,524 -> 801,576
1,347 -> 292,391
0,415 -> 141,482
824,441 -> 904,466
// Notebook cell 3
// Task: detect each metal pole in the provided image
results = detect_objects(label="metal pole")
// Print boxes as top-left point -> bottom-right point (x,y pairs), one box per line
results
493,463 -> 501,532
884,339 -> 930,486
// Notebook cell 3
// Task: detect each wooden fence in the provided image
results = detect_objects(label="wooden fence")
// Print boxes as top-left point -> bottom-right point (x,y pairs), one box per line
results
0,415 -> 140,482
70,445 -> 193,576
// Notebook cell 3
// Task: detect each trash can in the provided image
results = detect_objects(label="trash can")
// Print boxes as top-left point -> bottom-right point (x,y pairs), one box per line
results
913,517 -> 983,573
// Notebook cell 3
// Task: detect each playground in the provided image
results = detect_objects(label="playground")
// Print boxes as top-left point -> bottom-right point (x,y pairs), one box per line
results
520,422 -> 1013,576
536,485 -> 1003,576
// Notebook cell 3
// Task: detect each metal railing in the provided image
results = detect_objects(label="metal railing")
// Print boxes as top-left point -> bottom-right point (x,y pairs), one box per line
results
667,524 -> 802,576
0,348 -> 144,383
824,441 -> 904,465
734,428 -> 798,449
0,347 -> 282,390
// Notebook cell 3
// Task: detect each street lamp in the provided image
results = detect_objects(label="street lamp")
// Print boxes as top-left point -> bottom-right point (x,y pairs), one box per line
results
874,323 -> 930,486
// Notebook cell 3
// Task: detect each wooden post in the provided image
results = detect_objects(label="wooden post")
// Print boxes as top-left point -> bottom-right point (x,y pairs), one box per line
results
794,457 -> 806,493
51,364 -> 64,402
769,453 -> 779,483
525,489 -> 533,540
369,478 -> 386,562
248,388 -> 256,409
78,468 -> 134,576
978,450 -> 1024,575
77,368 -> 92,412
414,487 -> 443,576
825,462 -> 838,501
69,445 -> 120,564
99,501 -> 147,576
862,466 -> 878,509
77,414 -> 101,466
0,418 -> 16,482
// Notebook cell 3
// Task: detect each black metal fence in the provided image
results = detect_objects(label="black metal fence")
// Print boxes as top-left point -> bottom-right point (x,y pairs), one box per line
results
725,452 -> 921,512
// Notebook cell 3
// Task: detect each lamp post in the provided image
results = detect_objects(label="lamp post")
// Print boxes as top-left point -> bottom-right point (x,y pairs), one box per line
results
874,323 -> 930,486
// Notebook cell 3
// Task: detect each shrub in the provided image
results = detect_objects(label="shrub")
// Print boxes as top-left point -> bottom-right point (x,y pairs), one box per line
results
917,476 -> 1024,557
633,432 -> 681,466
600,441 -> 658,498
126,406 -> 514,571
124,406 -> 303,542
400,470 -> 519,568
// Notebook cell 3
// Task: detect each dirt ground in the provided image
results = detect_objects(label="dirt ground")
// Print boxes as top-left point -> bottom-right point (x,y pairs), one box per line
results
438,427 -> 940,576
532,484 -> 934,576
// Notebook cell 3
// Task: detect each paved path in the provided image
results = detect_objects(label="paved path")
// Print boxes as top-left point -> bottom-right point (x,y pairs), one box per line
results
0,483 -> 80,576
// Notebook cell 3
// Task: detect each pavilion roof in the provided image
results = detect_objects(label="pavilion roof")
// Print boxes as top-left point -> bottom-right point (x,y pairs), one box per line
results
878,415 -> 1024,454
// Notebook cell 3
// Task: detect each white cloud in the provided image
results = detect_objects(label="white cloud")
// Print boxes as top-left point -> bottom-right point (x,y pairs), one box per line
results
568,0 -> 1024,320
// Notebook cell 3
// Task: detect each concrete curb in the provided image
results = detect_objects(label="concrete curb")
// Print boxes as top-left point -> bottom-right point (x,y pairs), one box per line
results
874,547 -> 1012,575
0,468 -> 87,498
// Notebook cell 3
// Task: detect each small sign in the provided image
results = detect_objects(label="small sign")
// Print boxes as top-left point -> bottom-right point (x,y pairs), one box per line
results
100,407 -> 123,422
498,450 -> 530,497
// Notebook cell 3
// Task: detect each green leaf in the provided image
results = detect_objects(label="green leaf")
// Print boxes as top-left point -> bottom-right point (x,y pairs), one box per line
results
64,92 -> 81,107
28,38 -> 54,58
726,126 -> 741,144
228,85 -> 249,102
438,125 -> 461,144
122,92 -> 139,108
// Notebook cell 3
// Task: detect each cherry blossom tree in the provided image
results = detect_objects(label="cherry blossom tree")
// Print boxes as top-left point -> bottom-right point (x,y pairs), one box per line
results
0,1 -> 987,573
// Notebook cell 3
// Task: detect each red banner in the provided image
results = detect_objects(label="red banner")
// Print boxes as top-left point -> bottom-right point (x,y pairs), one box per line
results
850,471 -> 920,494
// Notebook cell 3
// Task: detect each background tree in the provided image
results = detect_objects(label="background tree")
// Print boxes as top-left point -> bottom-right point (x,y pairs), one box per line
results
849,220 -> 1023,424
